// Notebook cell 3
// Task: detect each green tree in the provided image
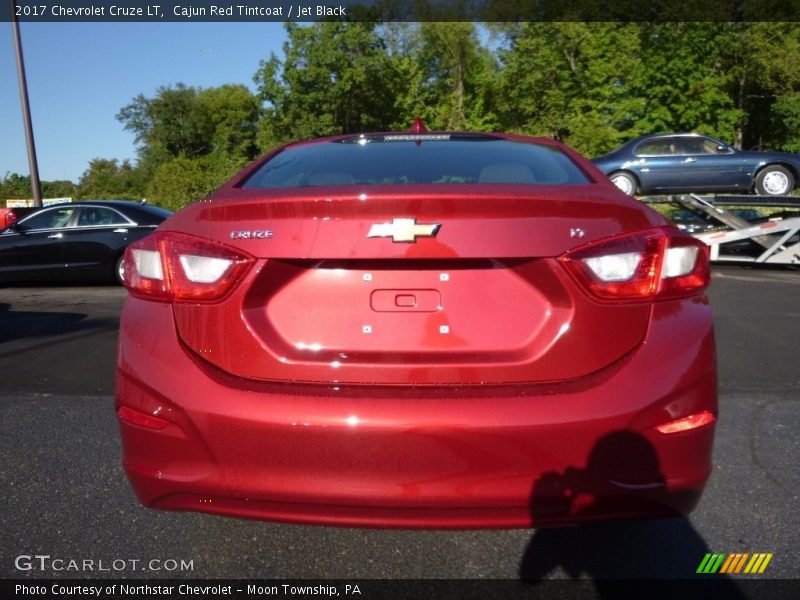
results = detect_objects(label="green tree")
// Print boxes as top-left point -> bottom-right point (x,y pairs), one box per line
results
716,23 -> 800,150
0,172 -> 33,201
254,22 -> 398,149
1,173 -> 77,203
76,158 -> 145,199
118,83 -> 260,162
145,154 -> 247,211
42,180 -> 78,199
414,23 -> 500,130
118,84 -> 209,163
116,83 -> 260,209
496,23 -> 761,157
771,93 -> 800,152
497,23 -> 647,156
104,20 -> 800,209
635,23 -> 744,144
197,85 -> 260,160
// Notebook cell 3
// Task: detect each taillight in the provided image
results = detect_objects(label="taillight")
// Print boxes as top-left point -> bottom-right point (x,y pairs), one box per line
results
655,411 -> 716,434
123,232 -> 253,302
118,405 -> 170,430
124,235 -> 169,301
559,228 -> 710,302
657,234 -> 710,300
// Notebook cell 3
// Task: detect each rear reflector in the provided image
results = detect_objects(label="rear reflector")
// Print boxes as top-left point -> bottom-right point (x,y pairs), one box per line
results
655,411 -> 716,434
559,228 -> 710,302
118,406 -> 170,430
124,232 -> 254,302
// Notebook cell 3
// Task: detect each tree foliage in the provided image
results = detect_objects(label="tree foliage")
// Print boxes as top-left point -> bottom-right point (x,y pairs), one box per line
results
636,23 -> 743,142
254,22 -> 399,149
717,22 -> 800,151
117,83 -> 260,163
23,22 -> 800,211
493,22 -> 800,156
413,23 -> 499,130
76,158 -> 144,200
496,23 -> 648,155
0,172 -> 34,201
113,83 -> 261,207
0,172 -> 78,203
145,154 -> 249,211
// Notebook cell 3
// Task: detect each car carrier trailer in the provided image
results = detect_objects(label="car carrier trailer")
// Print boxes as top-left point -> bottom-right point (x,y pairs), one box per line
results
640,194 -> 800,265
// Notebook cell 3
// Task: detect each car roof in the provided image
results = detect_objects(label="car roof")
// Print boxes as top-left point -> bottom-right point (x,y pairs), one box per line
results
629,132 -> 722,144
280,130 -> 565,149
29,200 -> 139,209
61,200 -> 142,207
15,201 -> 172,224
29,200 -> 171,212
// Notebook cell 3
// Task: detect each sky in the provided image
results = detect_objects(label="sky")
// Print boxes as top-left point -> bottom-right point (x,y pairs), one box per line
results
1,22 -> 287,183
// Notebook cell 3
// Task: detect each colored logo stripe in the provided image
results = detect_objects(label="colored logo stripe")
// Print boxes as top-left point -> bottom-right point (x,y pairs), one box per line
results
697,553 -> 773,574
697,553 -> 726,573
720,553 -> 749,573
744,553 -> 773,574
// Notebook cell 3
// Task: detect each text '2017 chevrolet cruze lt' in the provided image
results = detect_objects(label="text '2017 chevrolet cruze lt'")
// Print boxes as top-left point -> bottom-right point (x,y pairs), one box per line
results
116,125 -> 716,528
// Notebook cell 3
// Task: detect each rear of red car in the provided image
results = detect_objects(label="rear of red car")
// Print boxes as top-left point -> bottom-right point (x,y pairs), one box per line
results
116,133 -> 716,528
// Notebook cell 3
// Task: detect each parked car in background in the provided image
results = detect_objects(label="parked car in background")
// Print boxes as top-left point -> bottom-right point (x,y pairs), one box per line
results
117,125 -> 716,528
592,133 -> 800,196
0,201 -> 172,284
0,208 -> 18,229
0,206 -> 37,229
669,208 -> 764,234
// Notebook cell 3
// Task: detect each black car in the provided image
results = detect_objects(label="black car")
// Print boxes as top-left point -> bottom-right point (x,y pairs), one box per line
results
0,201 -> 171,284
592,133 -> 800,196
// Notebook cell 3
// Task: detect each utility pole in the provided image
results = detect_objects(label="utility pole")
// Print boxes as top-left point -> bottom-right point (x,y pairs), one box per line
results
11,0 -> 43,207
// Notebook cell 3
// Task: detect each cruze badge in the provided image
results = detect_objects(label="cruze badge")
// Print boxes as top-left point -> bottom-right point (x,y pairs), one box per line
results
230,229 -> 273,240
368,218 -> 441,243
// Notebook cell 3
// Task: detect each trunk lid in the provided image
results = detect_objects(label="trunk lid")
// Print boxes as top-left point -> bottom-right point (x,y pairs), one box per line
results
165,188 -> 663,385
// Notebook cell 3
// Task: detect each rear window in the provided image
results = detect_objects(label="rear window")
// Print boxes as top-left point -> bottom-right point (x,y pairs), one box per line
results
241,135 -> 590,188
134,204 -> 174,222
634,138 -> 678,156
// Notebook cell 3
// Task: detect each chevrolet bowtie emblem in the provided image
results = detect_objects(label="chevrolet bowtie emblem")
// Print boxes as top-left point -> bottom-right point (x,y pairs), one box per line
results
367,218 -> 441,243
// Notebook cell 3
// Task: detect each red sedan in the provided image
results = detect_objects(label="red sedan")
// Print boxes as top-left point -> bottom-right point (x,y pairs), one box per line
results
116,126 -> 716,528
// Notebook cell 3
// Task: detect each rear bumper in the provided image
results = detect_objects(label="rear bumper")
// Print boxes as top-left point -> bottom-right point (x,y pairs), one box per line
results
116,297 -> 717,529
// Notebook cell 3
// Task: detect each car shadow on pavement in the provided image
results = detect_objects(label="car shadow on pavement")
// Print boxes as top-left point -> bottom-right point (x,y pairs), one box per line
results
518,431 -> 746,598
0,302 -> 118,345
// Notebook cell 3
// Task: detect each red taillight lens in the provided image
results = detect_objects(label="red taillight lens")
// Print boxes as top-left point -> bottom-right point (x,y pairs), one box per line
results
118,405 -> 170,430
123,232 -> 253,302
655,411 -> 716,434
160,233 -> 253,301
657,234 -> 711,300
559,228 -> 710,302
124,235 -> 169,301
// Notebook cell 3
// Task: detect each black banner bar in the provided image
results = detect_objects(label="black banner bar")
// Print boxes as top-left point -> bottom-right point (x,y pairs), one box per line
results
3,578 -> 800,600
2,0 -> 800,23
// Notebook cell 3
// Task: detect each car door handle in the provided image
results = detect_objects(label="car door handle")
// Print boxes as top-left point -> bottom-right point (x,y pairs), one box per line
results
113,228 -> 128,233
683,158 -> 697,163
47,233 -> 64,239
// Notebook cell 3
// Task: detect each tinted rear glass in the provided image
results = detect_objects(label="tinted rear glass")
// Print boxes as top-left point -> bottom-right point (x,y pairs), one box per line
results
136,204 -> 174,220
242,136 -> 590,188
634,138 -> 678,156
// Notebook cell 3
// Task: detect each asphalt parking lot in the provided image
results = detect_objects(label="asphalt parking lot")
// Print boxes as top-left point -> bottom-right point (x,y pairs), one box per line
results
0,267 -> 798,586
